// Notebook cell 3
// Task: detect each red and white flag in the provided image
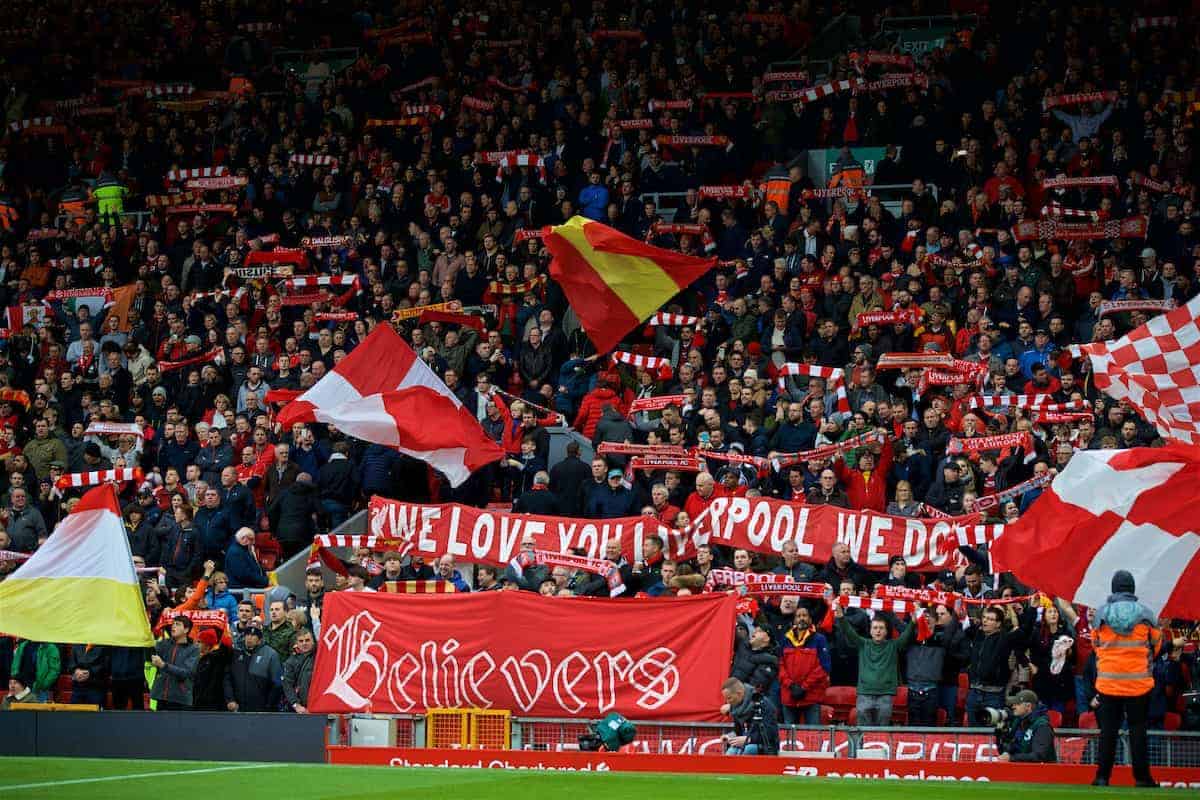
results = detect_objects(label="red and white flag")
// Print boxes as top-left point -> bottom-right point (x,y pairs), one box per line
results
276,324 -> 504,486
991,444 -> 1200,618
1073,293 -> 1200,444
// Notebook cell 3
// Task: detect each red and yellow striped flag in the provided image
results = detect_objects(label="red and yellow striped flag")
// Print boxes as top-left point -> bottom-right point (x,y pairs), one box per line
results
545,216 -> 715,354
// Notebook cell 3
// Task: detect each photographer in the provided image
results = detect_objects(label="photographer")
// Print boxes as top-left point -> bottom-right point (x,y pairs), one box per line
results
994,690 -> 1057,763
719,677 -> 779,755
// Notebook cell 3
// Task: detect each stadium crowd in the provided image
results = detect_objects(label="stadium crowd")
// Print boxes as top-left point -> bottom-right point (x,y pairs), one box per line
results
0,0 -> 1197,737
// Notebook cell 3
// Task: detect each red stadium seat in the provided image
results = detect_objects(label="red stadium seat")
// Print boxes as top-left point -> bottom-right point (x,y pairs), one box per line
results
1047,710 -> 1063,727
892,686 -> 908,724
1078,712 -> 1098,729
818,704 -> 835,724
1164,712 -> 1181,731
255,532 -> 282,570
823,686 -> 857,722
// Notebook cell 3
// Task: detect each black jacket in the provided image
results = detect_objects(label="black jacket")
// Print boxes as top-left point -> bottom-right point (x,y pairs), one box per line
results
906,623 -> 965,687
513,486 -> 562,515
127,519 -> 161,565
816,557 -> 872,592
220,482 -> 258,530
224,644 -> 282,711
67,644 -> 110,690
268,480 -> 321,548
193,646 -> 232,711
282,649 -> 316,708
318,456 -> 358,502
966,609 -> 1034,689
731,631 -> 779,693
549,456 -> 592,514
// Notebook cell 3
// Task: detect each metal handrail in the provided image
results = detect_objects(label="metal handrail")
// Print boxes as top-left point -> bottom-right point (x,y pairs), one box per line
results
879,14 -> 979,33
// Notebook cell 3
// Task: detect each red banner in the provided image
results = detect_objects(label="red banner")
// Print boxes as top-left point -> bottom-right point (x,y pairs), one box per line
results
366,497 -> 996,572
368,498 -> 688,565
327,746 -> 1200,786
688,496 -> 1000,572
308,591 -> 735,719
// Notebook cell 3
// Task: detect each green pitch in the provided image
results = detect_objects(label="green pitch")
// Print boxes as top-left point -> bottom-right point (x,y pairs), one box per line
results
0,757 -> 1164,799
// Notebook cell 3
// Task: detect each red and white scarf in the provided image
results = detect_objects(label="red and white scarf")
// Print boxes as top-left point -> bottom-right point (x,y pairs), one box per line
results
656,134 -> 731,148
47,288 -> 112,305
280,275 -> 361,290
46,257 -> 104,272
85,421 -> 144,438
776,363 -> 851,414
648,99 -> 693,112
290,154 -> 339,172
946,431 -> 1034,460
1041,175 -> 1118,190
855,309 -> 919,329
301,235 -> 353,249
771,430 -> 886,471
165,166 -> 228,183
648,312 -> 699,327
973,470 -> 1053,512
630,455 -> 705,473
1130,16 -> 1176,32
1097,299 -> 1175,317
612,350 -> 671,372
1128,173 -> 1171,193
848,51 -> 915,71
510,551 -> 626,596
838,595 -> 933,640
698,185 -> 753,199
1011,217 -> 1148,242
1041,202 -> 1099,221
314,311 -> 359,322
187,176 -> 248,190
56,467 -> 143,490
875,352 -> 953,370
1042,91 -> 1117,111
159,348 -> 222,373
969,395 -> 1083,412
513,227 -> 548,243
596,442 -> 688,457
707,569 -> 831,599
629,394 -> 686,414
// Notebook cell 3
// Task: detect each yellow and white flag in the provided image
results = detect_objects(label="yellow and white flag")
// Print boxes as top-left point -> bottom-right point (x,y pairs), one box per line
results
0,484 -> 154,646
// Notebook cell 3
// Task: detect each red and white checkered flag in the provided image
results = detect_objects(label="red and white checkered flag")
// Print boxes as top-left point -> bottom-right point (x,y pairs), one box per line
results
1073,293 -> 1200,445
992,444 -> 1200,618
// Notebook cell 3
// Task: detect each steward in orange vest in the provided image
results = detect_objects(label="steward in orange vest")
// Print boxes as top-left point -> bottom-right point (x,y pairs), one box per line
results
1090,570 -> 1162,788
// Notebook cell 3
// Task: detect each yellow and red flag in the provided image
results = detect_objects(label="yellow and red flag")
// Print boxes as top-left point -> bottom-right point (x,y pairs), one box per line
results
545,216 -> 715,353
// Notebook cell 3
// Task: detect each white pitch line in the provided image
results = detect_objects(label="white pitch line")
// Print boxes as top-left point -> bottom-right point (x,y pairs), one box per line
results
3,763 -> 270,791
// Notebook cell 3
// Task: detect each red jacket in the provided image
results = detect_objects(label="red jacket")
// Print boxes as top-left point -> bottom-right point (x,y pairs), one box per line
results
833,439 -> 892,512
683,490 -> 714,522
573,387 -> 629,439
779,637 -> 830,708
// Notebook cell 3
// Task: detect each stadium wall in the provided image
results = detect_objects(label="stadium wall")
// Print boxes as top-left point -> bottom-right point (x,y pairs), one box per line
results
2,711 -> 328,762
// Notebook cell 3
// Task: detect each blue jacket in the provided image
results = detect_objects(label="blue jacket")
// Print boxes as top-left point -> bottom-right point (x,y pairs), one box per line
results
578,184 -> 610,220
769,420 -> 817,453
1018,344 -> 1057,379
584,484 -> 639,519
194,506 -> 234,560
158,438 -> 200,475
206,587 -> 240,623
1096,592 -> 1157,636
224,540 -> 269,590
360,444 -> 400,495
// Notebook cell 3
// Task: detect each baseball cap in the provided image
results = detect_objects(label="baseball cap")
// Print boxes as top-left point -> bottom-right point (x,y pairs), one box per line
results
184,334 -> 202,346
1009,689 -> 1038,706
607,468 -> 623,479
1140,247 -> 1156,259
245,625 -> 264,638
